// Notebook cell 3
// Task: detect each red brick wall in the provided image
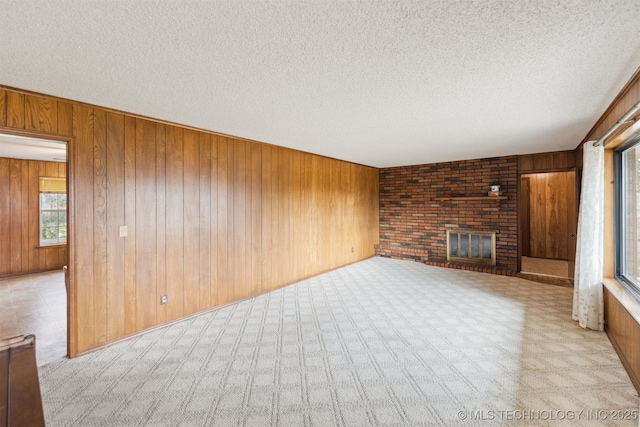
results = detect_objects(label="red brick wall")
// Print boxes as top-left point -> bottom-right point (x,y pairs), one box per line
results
378,156 -> 518,274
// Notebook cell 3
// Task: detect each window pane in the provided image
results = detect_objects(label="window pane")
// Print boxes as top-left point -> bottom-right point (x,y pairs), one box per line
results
58,211 -> 67,224
42,226 -> 58,240
59,194 -> 67,209
52,194 -> 60,209
41,211 -> 58,227
41,193 -> 56,210
621,143 -> 640,288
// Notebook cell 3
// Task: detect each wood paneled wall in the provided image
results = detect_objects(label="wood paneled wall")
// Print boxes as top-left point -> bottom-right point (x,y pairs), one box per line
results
517,150 -> 576,173
0,158 -> 67,276
522,171 -> 575,260
0,87 -> 379,356
604,288 -> 640,392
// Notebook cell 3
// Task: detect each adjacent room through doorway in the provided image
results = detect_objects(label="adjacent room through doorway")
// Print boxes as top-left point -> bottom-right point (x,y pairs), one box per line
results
520,171 -> 577,281
0,132 -> 69,366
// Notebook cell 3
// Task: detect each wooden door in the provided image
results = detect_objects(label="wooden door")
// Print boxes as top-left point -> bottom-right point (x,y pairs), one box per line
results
527,172 -> 574,260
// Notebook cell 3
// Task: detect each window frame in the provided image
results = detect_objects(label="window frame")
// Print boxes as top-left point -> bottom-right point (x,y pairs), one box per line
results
614,133 -> 640,301
39,190 -> 67,247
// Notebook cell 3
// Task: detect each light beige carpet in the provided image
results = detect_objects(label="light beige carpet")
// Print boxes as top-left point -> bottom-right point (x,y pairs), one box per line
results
521,256 -> 569,278
38,257 -> 638,426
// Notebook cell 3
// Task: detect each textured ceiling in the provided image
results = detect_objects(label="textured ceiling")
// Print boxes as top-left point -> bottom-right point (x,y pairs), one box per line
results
1,1 -> 639,167
0,134 -> 67,162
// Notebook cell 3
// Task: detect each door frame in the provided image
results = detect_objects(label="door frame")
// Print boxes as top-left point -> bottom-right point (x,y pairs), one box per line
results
520,176 -> 531,258
0,126 -> 75,358
517,167 -> 578,278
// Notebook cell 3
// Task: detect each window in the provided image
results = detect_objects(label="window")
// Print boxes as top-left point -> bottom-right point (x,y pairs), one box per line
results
616,134 -> 640,300
39,177 -> 67,246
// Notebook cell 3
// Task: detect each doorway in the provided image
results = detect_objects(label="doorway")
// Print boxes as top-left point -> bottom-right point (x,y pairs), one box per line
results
0,132 -> 69,365
520,170 -> 577,281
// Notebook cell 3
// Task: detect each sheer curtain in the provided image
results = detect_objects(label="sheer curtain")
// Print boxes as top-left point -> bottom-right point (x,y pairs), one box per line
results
572,142 -> 605,331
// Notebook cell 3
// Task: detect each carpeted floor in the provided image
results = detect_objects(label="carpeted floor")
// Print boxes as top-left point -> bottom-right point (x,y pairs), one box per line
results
39,257 -> 638,426
0,270 -> 67,366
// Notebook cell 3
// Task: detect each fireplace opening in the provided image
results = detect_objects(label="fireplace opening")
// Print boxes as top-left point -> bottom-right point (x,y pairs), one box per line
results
446,230 -> 496,266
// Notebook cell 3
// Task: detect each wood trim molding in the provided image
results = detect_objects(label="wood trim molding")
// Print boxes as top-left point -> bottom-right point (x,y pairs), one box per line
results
0,125 -> 73,143
36,244 -> 67,249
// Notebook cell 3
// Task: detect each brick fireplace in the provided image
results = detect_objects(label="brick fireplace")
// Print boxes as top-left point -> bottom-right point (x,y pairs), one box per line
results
377,156 -> 518,275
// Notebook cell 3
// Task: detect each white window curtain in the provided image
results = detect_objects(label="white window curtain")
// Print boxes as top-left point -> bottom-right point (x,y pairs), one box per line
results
572,141 -> 604,331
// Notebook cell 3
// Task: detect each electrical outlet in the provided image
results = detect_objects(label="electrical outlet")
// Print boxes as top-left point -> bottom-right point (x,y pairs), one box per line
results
351,247 -> 354,253
161,294 -> 167,305
119,225 -> 128,237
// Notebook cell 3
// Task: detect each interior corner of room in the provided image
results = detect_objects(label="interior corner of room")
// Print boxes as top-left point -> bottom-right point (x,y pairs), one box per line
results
2,75 -> 639,393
